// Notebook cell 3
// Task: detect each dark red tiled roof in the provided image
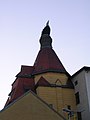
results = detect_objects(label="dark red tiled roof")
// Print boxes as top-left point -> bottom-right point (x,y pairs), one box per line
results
33,47 -> 67,74
16,65 -> 34,77
5,77 -> 35,107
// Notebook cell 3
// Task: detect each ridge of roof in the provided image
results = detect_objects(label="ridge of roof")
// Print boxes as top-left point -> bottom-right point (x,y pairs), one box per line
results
71,66 -> 90,78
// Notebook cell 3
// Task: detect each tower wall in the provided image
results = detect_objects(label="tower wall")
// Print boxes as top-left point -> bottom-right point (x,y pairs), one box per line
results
34,72 -> 68,85
36,86 -> 76,120
35,72 -> 76,120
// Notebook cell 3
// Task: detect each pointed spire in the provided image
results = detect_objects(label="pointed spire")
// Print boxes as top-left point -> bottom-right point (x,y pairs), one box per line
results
46,20 -> 49,26
41,21 -> 50,36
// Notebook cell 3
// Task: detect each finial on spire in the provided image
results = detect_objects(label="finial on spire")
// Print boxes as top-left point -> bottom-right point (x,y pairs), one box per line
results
41,21 -> 50,36
46,20 -> 49,26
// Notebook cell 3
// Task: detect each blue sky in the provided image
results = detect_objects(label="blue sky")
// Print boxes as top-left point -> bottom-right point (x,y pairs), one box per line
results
0,0 -> 90,110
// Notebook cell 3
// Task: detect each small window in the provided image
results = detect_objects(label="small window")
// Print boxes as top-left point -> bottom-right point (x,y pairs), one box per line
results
55,79 -> 62,85
49,104 -> 53,108
77,112 -> 82,120
67,105 -> 71,110
75,92 -> 80,105
74,81 -> 78,86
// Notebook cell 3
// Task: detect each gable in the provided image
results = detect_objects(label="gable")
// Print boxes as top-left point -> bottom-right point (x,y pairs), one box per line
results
0,91 -> 66,120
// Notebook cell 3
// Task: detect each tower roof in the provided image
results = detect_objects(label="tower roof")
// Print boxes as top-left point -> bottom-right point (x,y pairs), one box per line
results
33,47 -> 67,74
33,22 -> 68,75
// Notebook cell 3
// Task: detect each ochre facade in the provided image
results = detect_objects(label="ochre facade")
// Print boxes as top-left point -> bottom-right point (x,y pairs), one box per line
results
35,72 -> 68,84
0,91 -> 65,120
35,72 -> 76,120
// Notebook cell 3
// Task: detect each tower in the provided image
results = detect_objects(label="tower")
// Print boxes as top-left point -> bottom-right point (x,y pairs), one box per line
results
3,22 -> 76,120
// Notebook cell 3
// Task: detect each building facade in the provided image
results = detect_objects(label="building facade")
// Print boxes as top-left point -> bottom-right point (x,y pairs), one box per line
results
71,67 -> 90,120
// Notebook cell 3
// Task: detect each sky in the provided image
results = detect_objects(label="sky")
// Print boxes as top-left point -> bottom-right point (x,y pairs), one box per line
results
0,0 -> 90,110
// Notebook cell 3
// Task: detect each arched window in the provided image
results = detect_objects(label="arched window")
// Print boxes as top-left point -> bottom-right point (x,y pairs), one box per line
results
55,79 -> 62,85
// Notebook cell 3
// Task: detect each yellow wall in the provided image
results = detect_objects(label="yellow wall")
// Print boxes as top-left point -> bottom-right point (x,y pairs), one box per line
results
36,86 -> 76,120
35,72 -> 77,119
35,72 -> 68,85
0,91 -> 65,120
